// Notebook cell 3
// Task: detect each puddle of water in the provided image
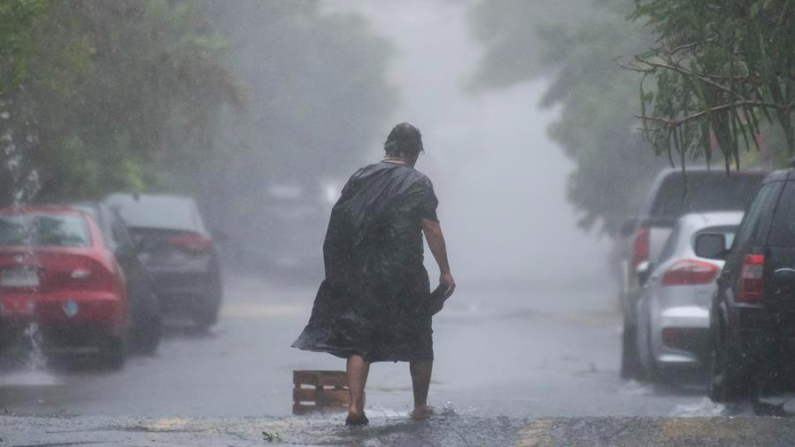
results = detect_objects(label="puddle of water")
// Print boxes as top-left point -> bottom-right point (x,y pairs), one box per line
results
618,380 -> 654,396
23,322 -> 47,371
0,370 -> 61,387
670,397 -> 725,417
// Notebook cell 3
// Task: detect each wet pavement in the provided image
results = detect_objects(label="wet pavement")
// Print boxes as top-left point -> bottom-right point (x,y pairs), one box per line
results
2,275 -> 795,445
7,413 -> 795,446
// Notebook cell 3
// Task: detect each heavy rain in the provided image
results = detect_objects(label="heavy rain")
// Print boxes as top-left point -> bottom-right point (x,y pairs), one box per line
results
2,1 -> 795,446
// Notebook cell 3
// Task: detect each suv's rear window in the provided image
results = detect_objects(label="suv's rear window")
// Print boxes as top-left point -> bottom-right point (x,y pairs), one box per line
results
649,173 -> 763,218
107,195 -> 205,233
768,183 -> 795,246
0,214 -> 91,247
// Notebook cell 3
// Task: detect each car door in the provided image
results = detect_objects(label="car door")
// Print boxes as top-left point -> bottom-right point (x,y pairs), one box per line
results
763,182 -> 795,309
637,222 -> 682,365
102,206 -> 157,319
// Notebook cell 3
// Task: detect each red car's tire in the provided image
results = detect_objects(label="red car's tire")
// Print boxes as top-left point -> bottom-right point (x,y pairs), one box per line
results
100,336 -> 127,370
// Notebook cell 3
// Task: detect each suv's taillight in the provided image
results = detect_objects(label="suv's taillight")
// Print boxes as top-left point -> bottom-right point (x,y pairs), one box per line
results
661,260 -> 720,286
737,254 -> 764,303
631,226 -> 650,272
169,233 -> 212,254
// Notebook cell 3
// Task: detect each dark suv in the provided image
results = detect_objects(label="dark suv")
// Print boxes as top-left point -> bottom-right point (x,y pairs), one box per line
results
620,169 -> 766,377
698,168 -> 795,402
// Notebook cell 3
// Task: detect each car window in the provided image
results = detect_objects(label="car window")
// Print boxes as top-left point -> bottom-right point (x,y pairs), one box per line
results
734,183 -> 775,248
110,212 -> 134,248
694,226 -> 738,252
107,194 -> 206,233
649,173 -> 763,218
0,214 -> 91,247
767,183 -> 795,246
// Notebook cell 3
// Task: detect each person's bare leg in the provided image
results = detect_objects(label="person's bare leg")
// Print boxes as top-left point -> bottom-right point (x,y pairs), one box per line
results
346,355 -> 370,422
410,361 -> 433,419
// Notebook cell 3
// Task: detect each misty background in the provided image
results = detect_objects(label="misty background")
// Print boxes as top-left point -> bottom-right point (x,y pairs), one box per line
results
323,0 -> 610,284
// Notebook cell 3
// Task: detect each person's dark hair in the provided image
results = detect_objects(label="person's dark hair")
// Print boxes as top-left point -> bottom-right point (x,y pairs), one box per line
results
384,122 -> 424,158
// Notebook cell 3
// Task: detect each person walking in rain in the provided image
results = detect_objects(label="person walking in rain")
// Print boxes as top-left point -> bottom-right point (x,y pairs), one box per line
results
292,122 -> 455,426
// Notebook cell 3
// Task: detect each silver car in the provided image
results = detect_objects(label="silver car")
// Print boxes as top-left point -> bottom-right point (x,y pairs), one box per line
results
636,211 -> 742,379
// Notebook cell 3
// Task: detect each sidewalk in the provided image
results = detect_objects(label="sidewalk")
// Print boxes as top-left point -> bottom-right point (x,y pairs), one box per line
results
4,412 -> 795,447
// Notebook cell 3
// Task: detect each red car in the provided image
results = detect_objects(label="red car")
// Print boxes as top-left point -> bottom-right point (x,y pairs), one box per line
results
0,207 -> 128,368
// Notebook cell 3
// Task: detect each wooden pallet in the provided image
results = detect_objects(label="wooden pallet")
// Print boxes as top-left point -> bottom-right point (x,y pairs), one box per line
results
293,370 -> 360,415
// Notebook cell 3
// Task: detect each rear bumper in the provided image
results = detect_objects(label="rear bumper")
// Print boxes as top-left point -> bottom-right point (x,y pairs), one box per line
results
150,270 -> 220,315
0,291 -> 125,347
152,270 -> 216,295
652,306 -> 710,367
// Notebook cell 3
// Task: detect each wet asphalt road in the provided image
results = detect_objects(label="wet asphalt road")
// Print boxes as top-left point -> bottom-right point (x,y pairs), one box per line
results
2,275 -> 795,445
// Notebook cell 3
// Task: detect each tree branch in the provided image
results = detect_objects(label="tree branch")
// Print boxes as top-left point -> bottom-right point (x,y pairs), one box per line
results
635,100 -> 794,127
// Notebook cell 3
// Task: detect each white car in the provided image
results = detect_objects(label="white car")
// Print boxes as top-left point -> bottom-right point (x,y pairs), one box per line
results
636,211 -> 743,379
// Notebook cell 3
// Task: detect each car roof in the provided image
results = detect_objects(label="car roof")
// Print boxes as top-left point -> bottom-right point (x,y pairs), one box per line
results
104,193 -> 207,233
677,211 -> 744,230
637,168 -> 766,221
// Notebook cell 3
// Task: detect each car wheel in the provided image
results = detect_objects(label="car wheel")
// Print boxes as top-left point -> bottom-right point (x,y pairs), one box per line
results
195,274 -> 222,330
708,325 -> 746,403
621,315 -> 640,379
133,313 -> 162,355
643,323 -> 664,382
100,336 -> 127,370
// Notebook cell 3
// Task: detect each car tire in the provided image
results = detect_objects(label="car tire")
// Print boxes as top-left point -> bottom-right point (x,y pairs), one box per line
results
195,273 -> 222,330
196,304 -> 219,330
621,315 -> 640,379
134,314 -> 162,355
642,323 -> 664,383
100,336 -> 127,370
708,325 -> 746,403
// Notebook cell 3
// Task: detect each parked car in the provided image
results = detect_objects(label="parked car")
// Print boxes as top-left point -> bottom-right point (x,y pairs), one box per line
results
620,168 -> 766,377
635,212 -> 742,380
68,201 -> 162,355
105,193 -> 222,328
700,167 -> 795,402
0,207 -> 129,368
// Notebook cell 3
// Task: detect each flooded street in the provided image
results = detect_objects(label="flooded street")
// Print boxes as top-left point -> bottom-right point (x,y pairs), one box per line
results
0,275 -> 707,419
4,275 -> 795,446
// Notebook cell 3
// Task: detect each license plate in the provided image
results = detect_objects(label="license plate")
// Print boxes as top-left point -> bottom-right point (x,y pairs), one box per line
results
0,269 -> 40,288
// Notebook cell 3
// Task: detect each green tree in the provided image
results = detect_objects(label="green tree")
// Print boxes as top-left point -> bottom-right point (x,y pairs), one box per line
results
469,0 -> 665,232
630,0 -> 795,170
0,0 -> 237,203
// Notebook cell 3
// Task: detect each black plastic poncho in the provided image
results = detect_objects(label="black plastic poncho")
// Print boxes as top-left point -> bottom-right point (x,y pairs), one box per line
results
292,161 -> 439,363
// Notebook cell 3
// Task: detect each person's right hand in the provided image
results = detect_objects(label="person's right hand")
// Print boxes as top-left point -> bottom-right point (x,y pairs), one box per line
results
440,272 -> 456,297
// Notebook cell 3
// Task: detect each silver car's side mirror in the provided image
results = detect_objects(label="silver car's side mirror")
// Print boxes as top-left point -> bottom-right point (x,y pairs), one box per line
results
695,233 -> 728,260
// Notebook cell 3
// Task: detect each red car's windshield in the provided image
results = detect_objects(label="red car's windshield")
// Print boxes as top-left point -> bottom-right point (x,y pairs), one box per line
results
0,213 -> 91,248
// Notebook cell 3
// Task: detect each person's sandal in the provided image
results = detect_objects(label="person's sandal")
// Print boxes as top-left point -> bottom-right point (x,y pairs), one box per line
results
345,413 -> 369,426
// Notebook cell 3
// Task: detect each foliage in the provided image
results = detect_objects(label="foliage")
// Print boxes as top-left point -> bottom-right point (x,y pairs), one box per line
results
629,0 -> 795,170
0,0 -> 49,91
0,0 -> 237,204
470,0 -> 666,232
467,0 -> 595,90
0,0 -> 397,242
